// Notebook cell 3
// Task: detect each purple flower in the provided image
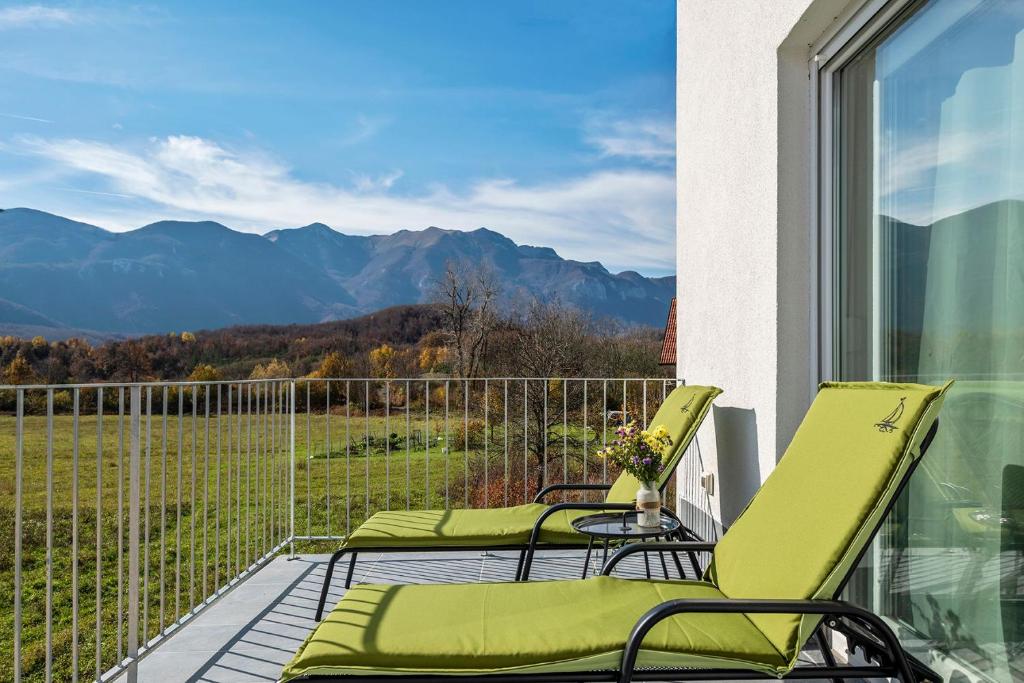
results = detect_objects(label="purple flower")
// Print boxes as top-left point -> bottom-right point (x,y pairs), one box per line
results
642,457 -> 651,465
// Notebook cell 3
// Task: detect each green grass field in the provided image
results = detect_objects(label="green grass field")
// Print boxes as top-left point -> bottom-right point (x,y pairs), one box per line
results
0,404 -> 619,682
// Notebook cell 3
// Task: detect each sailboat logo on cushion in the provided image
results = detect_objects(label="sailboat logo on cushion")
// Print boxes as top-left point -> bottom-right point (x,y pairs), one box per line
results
679,395 -> 694,414
875,397 -> 905,433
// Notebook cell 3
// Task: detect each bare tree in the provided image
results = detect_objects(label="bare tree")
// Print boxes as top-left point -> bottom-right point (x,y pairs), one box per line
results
434,261 -> 499,377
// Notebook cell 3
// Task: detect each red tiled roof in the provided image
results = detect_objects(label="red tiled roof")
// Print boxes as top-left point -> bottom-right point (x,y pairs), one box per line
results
659,297 -> 676,366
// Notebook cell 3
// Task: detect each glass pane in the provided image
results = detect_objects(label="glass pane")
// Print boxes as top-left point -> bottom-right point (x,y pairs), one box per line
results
835,1 -> 1024,680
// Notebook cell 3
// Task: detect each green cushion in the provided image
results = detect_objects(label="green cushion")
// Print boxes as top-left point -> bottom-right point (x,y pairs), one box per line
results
345,503 -> 589,549
706,380 -> 951,667
281,576 -> 788,680
345,383 -> 722,550
606,384 -> 722,502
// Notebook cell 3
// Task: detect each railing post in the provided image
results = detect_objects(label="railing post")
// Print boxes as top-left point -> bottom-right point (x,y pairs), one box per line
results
13,389 -> 23,683
290,380 -> 296,558
127,385 -> 141,683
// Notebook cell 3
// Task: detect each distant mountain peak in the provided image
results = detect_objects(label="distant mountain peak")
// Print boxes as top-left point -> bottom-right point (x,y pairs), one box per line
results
0,208 -> 676,333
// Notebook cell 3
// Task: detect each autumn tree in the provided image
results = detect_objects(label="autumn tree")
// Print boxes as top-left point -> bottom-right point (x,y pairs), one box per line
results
369,344 -> 397,378
187,363 -> 222,382
3,351 -> 39,385
434,261 -> 498,378
250,358 -> 291,379
311,351 -> 352,378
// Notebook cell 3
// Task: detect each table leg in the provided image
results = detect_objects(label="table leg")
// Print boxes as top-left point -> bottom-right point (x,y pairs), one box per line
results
602,538 -> 610,570
643,551 -> 651,579
659,539 -> 670,579
582,537 -> 594,579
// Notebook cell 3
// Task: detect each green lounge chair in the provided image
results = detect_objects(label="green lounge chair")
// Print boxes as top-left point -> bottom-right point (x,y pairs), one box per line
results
285,380 -> 951,682
313,384 -> 723,620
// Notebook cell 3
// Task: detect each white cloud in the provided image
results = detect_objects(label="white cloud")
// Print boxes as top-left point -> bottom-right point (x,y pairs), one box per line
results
0,5 -> 76,29
0,111 -> 53,123
338,114 -> 392,146
13,134 -> 675,273
586,116 -> 675,164
352,169 -> 404,193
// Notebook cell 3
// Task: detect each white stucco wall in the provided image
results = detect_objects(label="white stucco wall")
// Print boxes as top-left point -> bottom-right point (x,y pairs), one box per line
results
675,0 -> 859,531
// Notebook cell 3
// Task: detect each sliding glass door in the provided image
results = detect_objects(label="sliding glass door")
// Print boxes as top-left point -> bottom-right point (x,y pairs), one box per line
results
829,0 -> 1024,680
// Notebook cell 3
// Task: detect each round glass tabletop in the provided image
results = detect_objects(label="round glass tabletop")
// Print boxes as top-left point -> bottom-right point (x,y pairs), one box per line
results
571,511 -> 680,539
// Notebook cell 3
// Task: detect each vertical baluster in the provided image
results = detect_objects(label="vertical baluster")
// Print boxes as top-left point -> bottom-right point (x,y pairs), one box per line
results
602,381 -> 608,484
176,389 -> 183,624
289,381 -> 296,556
95,388 -> 103,682
117,387 -> 125,660
263,382 -> 269,555
246,384 -> 252,568
72,388 -> 80,682
237,385 -> 243,574
562,379 -> 568,497
643,380 -> 648,428
270,382 -> 276,547
203,386 -> 210,600
424,380 -> 430,507
345,380 -> 351,537
143,387 -> 151,645
583,381 -> 588,495
385,381 -> 391,510
126,386 -> 141,683
190,385 -> 197,608
523,380 -> 528,503
405,380 -> 411,511
226,384 -> 232,583
215,385 -> 222,590
543,380 -> 548,489
503,379 -> 509,507
161,386 -> 168,633
364,381 -> 370,520
622,380 -> 628,427
463,379 -> 469,507
483,379 -> 489,508
45,388 -> 54,683
444,380 -> 450,508
326,381 -> 331,538
13,389 -> 23,683
306,381 -> 311,539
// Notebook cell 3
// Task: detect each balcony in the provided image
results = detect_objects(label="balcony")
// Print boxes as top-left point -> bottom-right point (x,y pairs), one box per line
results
2,377 -> 696,682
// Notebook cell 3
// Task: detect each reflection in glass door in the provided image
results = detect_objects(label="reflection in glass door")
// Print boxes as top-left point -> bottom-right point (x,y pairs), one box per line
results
832,0 -> 1024,680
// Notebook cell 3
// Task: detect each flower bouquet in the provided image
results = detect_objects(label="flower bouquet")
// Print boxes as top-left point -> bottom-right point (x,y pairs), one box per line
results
598,421 -> 672,526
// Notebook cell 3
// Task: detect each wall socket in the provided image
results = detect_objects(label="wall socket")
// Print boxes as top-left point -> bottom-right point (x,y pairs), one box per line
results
700,471 -> 715,496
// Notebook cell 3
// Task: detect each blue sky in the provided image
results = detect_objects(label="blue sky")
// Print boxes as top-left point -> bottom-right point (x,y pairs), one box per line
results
0,1 -> 676,275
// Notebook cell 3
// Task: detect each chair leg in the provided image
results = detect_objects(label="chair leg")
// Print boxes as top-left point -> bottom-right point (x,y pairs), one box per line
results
671,551 -> 686,578
315,549 -> 349,621
344,551 -> 359,589
687,550 -> 701,578
514,548 -> 527,581
814,626 -> 842,683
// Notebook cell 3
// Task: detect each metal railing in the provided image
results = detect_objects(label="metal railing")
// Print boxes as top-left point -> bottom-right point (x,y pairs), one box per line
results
1,376 -> 677,682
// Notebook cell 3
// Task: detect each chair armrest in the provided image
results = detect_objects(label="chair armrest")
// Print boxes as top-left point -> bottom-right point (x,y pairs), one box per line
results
601,541 -> 717,575
619,598 -> 920,683
533,483 -> 612,503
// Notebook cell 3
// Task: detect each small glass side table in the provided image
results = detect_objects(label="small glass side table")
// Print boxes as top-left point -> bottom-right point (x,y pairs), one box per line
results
571,510 -> 682,579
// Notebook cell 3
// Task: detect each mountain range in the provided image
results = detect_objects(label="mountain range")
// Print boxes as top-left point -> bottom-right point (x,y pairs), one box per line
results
0,208 -> 675,337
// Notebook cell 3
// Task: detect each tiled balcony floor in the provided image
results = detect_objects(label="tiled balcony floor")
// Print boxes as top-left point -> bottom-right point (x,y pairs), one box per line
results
119,550 -> 836,683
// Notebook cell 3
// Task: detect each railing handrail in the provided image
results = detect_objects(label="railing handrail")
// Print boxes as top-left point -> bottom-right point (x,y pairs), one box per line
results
0,376 -> 677,391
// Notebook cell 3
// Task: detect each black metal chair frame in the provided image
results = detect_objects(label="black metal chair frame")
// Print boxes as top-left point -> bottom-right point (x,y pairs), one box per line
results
314,482 -> 702,621
302,421 -> 940,682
